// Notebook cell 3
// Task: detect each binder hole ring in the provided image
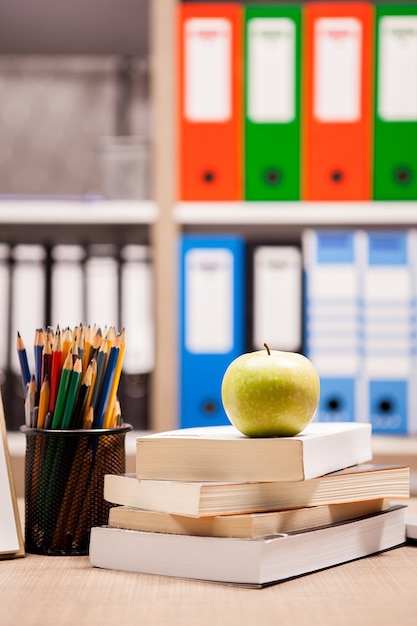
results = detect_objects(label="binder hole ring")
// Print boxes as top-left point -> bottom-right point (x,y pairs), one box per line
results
378,399 -> 393,415
203,171 -> 215,183
202,401 -> 217,415
326,397 -> 341,412
330,170 -> 343,183
264,169 -> 281,186
395,167 -> 412,186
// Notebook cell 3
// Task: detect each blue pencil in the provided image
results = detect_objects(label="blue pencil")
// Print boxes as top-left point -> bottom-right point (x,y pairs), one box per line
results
93,340 -> 120,428
34,328 -> 44,393
16,332 -> 31,393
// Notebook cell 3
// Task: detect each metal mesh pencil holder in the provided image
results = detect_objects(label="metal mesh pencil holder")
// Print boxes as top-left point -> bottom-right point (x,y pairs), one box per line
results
20,424 -> 132,556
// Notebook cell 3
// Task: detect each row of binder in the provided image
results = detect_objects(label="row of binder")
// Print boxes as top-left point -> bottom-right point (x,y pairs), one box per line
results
179,233 -> 303,429
304,228 -> 417,436
0,242 -> 154,430
177,2 -> 417,201
178,231 -> 417,435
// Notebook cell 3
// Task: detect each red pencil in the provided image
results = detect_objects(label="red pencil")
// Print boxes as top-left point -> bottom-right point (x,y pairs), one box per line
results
41,333 -> 52,388
49,329 -> 63,414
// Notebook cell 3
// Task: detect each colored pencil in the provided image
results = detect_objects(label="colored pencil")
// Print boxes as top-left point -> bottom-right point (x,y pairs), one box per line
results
103,329 -> 126,428
37,375 -> 50,429
61,327 -> 73,367
34,328 -> 44,393
93,337 -> 120,428
72,361 -> 94,429
49,329 -> 63,413
16,331 -> 31,392
61,357 -> 83,429
82,358 -> 97,422
51,351 -> 73,429
42,336 -> 52,387
90,342 -> 108,413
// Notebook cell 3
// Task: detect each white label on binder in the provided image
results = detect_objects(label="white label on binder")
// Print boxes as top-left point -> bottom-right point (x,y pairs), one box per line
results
248,18 -> 295,123
185,248 -> 233,353
51,263 -> 84,330
314,18 -> 362,122
10,246 -> 46,375
51,246 -> 85,330
364,266 -> 411,302
378,16 -> 417,121
85,257 -> 119,329
121,253 -> 155,374
253,246 -> 301,351
185,18 -> 232,122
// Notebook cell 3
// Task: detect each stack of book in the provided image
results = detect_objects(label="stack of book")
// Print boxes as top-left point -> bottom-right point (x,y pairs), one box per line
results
89,422 -> 410,587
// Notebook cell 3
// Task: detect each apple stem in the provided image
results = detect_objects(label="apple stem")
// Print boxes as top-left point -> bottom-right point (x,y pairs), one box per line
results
264,342 -> 271,355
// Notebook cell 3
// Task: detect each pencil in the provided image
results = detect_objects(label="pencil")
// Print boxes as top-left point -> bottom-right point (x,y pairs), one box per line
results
89,327 -> 103,362
41,335 -> 52,386
27,375 -> 37,427
93,337 -> 120,428
61,357 -> 83,429
49,329 -> 62,413
72,361 -> 94,429
52,436 -> 89,549
34,328 -> 44,393
113,399 -> 122,428
83,406 -> 94,429
83,358 -> 97,422
51,351 -> 73,429
77,328 -> 85,362
37,375 -> 50,429
81,325 -> 93,373
103,329 -> 126,428
16,332 -> 31,393
90,341 -> 108,413
61,327 -> 73,367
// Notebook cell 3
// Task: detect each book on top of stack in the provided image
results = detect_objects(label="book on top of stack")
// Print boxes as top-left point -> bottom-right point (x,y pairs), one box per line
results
89,421 -> 410,587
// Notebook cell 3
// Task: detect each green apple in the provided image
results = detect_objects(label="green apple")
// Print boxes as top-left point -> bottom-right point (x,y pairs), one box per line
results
221,344 -> 320,437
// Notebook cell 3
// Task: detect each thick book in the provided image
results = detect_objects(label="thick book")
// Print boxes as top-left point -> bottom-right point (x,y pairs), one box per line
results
108,498 -> 390,539
90,506 -> 407,587
104,464 -> 410,518
135,422 -> 373,482
407,517 -> 417,541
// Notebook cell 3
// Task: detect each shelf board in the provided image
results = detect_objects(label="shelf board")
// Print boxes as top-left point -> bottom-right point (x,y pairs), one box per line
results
0,200 -> 158,226
174,201 -> 417,227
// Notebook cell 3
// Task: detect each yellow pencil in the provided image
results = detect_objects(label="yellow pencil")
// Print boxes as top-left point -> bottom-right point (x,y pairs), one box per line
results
37,376 -> 50,429
83,406 -> 94,429
61,327 -> 73,367
81,325 -> 92,372
103,329 -> 126,428
83,358 -> 97,422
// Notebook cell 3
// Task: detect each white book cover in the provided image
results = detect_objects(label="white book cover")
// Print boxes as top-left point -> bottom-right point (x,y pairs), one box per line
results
90,506 -> 407,587
135,422 -> 373,482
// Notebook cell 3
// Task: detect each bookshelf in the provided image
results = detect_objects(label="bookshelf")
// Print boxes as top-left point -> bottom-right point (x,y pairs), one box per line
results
0,201 -> 157,226
0,200 -> 157,247
175,202 -> 417,228
2,0 -> 417,454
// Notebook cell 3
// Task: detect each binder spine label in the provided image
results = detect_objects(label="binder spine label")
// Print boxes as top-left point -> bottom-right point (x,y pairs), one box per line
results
185,248 -> 234,354
184,18 -> 232,122
252,246 -> 301,352
378,16 -> 417,121
314,18 -> 362,122
247,18 -> 295,123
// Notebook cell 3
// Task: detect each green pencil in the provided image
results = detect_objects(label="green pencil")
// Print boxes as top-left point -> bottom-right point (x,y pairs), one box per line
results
61,357 -> 83,429
51,352 -> 73,429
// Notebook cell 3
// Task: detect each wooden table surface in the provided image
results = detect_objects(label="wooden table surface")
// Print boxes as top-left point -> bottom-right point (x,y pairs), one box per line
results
0,499 -> 416,626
